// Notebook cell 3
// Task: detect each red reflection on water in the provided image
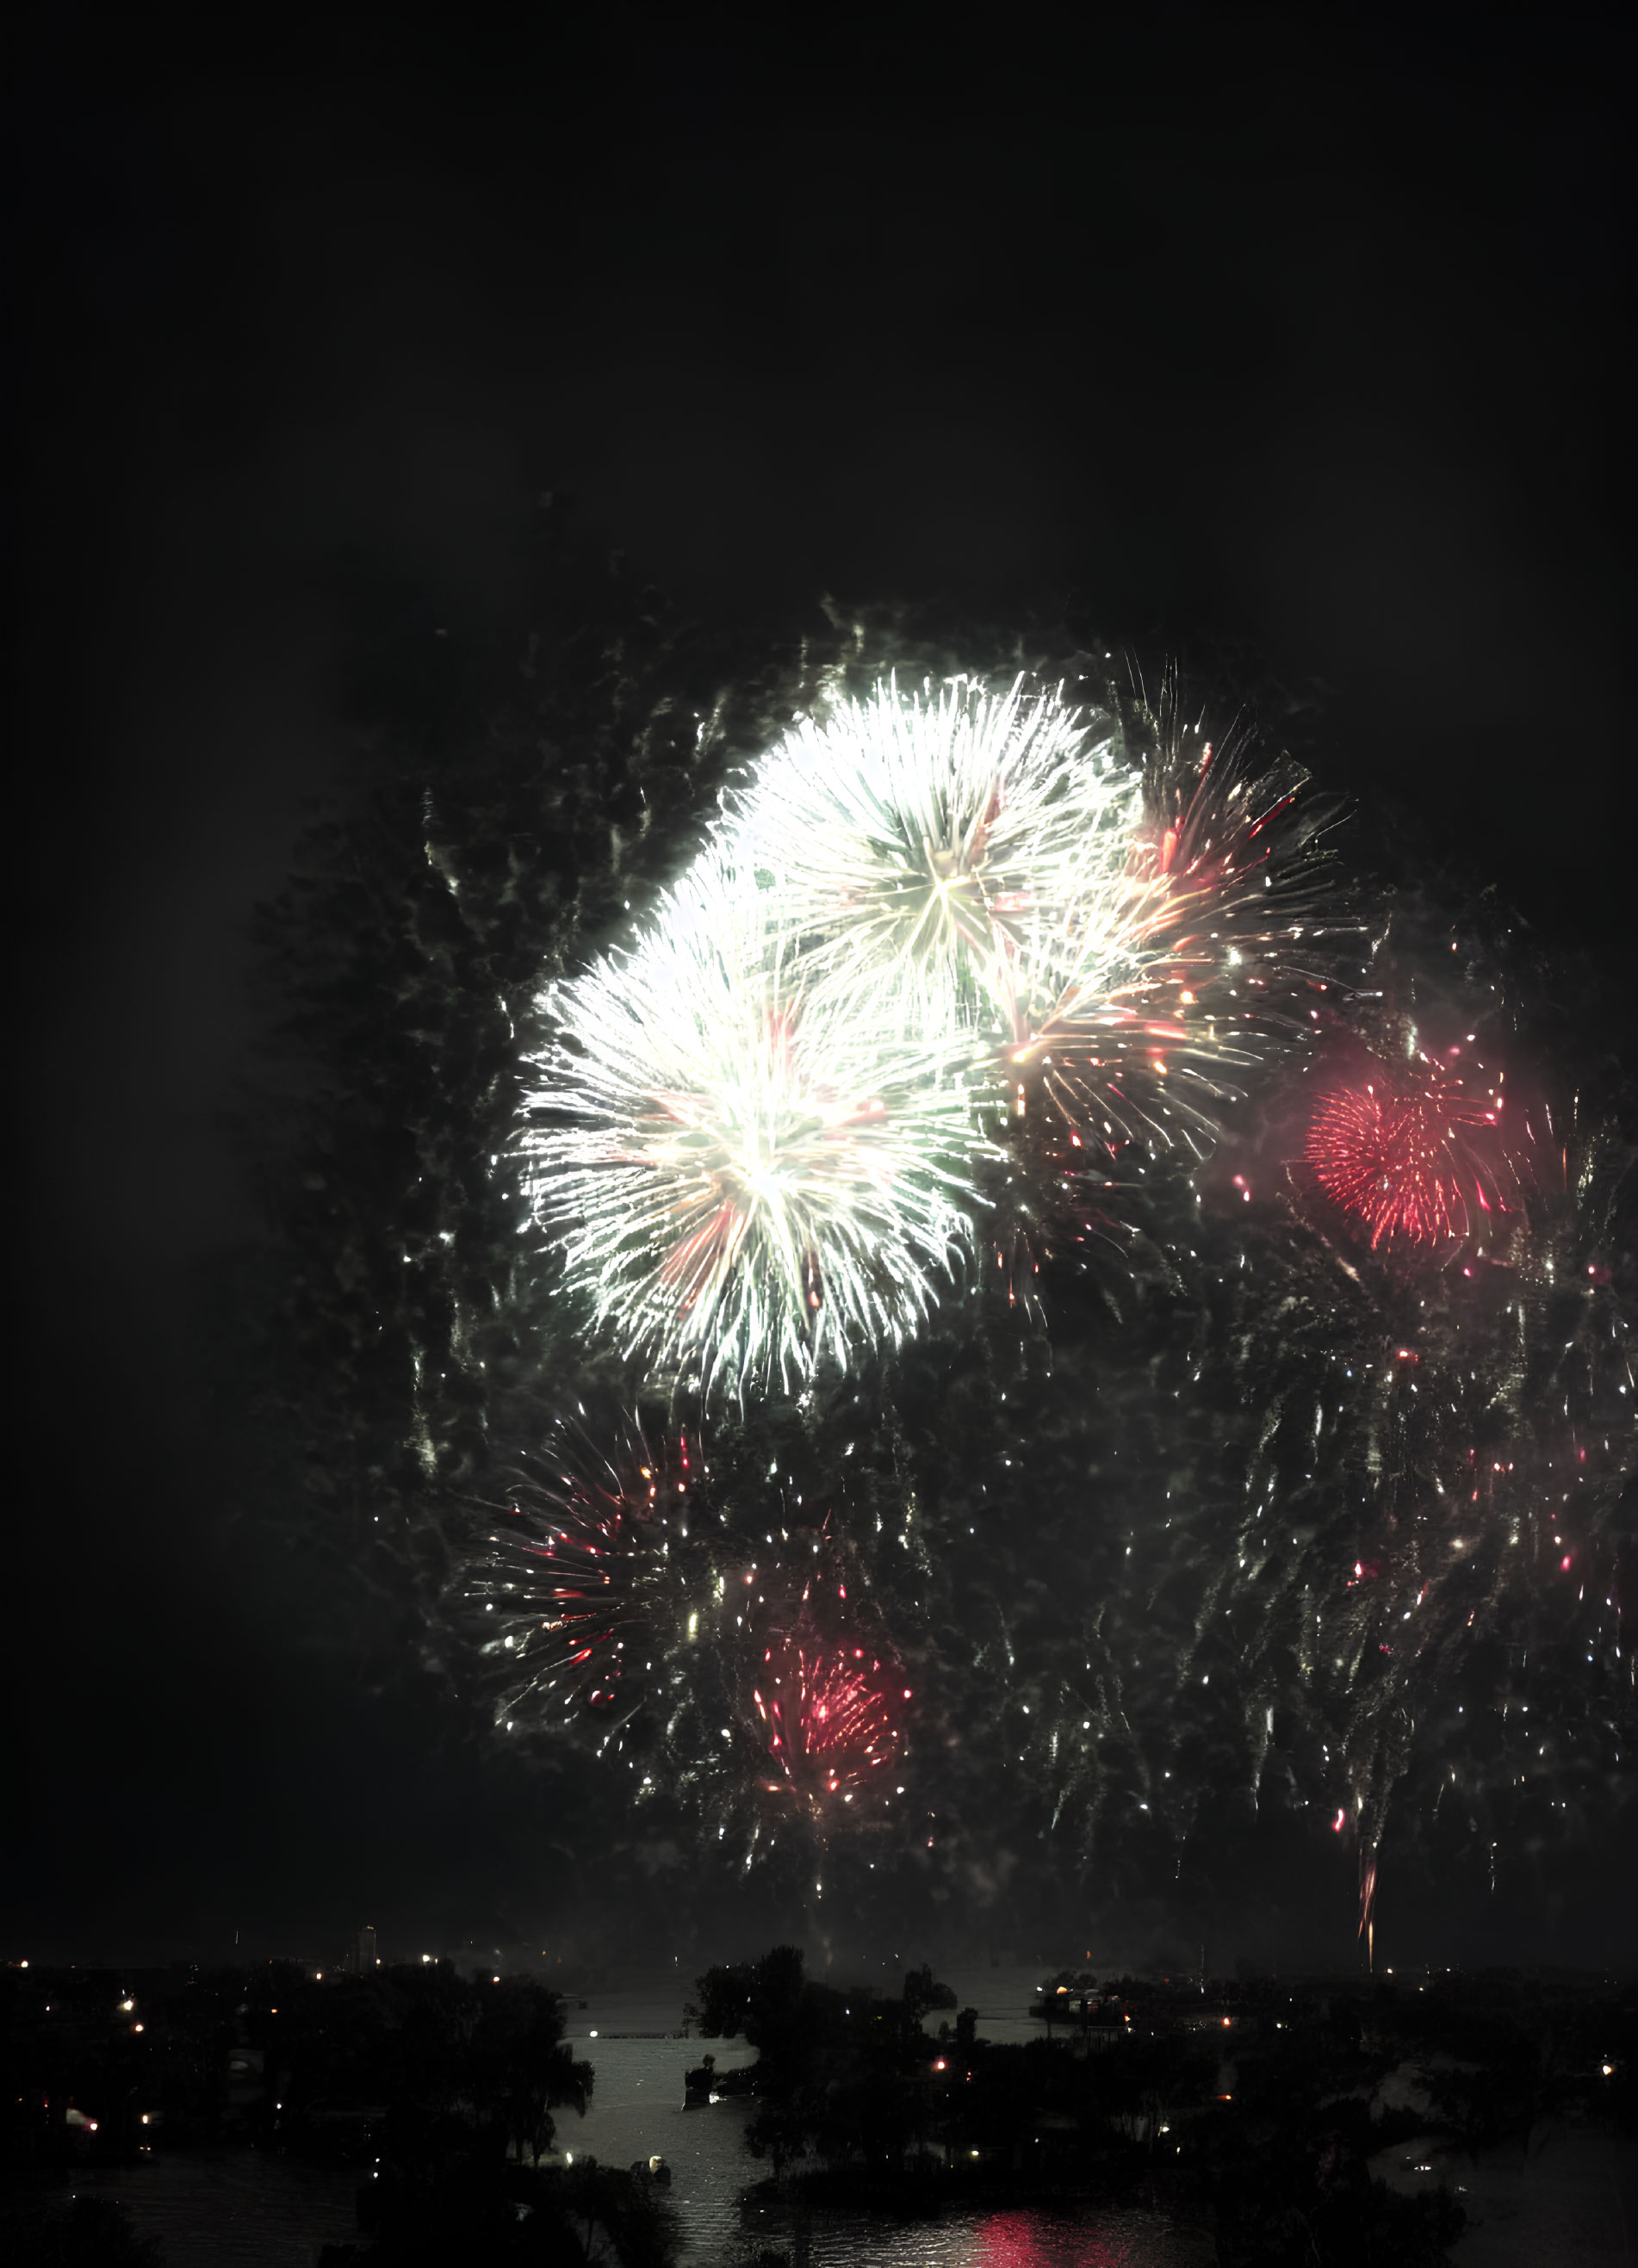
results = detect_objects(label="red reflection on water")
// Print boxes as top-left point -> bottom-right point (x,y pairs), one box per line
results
971,2209 -> 1128,2265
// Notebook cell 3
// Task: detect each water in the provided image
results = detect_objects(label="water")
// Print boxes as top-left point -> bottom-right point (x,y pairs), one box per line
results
761,2204 -> 1212,2267
68,2126 -> 1211,2268
560,2030 -> 761,2258
559,1992 -> 1211,2266
560,2037 -> 1211,2263
70,2147 -> 363,2266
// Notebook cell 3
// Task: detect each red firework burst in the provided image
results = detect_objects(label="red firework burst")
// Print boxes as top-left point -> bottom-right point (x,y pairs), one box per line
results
754,1606 -> 908,1813
1303,1060 -> 1508,1248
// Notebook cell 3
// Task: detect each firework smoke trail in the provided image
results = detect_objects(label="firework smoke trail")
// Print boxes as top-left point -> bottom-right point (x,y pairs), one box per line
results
521,849 -> 994,1396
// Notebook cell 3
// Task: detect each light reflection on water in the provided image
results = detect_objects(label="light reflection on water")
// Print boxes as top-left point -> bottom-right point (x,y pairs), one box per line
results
69,2032 -> 1213,2267
796,2204 -> 1213,2267
570,2037 -> 1212,2266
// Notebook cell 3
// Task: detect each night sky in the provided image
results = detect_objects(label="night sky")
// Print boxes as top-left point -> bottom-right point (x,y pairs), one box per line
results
9,3 -> 1634,1972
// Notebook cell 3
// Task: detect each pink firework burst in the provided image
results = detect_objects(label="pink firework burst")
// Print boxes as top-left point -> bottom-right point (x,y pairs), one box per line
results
753,1603 -> 909,1814
1303,1061 -> 1510,1248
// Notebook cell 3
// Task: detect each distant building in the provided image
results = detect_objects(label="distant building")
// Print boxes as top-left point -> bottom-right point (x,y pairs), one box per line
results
344,1924 -> 381,1974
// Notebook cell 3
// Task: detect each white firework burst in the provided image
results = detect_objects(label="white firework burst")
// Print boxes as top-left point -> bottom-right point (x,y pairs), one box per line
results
726,673 -> 1143,1028
724,671 -> 1275,1156
522,850 -> 990,1394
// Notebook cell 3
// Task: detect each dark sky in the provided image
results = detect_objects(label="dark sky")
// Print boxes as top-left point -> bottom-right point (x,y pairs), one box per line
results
8,3 -> 1633,1969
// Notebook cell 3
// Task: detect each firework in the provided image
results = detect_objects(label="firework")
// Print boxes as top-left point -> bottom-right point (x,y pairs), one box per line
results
723,666 -> 1358,1253
469,1416 -> 705,1727
1301,1050 -> 1513,1248
752,1576 -> 909,1818
521,850 -> 992,1394
726,672 -> 1139,1028
998,685 -> 1357,1161
1295,1111 -> 1635,1922
264,581 -> 1638,1936
915,908 -> 1633,1924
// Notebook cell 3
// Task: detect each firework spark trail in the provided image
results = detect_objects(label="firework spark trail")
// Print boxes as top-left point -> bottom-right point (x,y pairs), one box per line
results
1191,1081 -> 1634,1880
942,982 -> 1633,1917
754,1641 -> 906,1805
521,849 -> 993,1395
465,1406 -> 799,1852
524,676 -> 1364,1391
458,1391 -> 935,1862
1232,1108 -> 1632,1895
